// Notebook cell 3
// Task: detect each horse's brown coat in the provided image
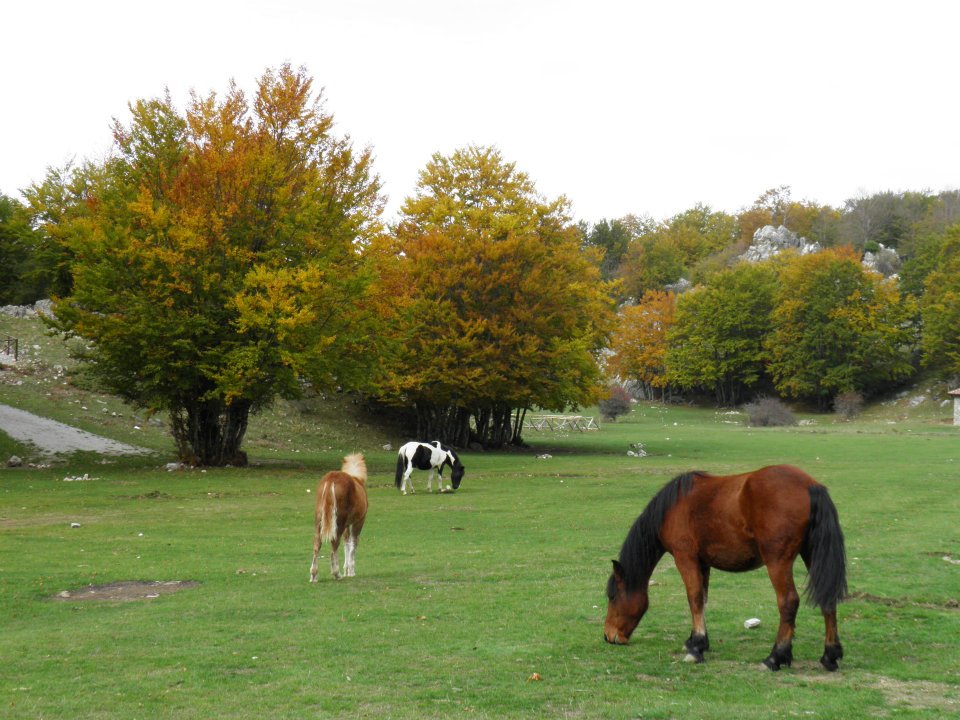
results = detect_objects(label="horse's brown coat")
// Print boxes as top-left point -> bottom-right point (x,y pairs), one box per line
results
604,464 -> 846,671
310,454 -> 368,582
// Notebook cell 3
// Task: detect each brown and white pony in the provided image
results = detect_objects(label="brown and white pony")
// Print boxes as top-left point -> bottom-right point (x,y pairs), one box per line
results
604,464 -> 847,671
310,453 -> 368,582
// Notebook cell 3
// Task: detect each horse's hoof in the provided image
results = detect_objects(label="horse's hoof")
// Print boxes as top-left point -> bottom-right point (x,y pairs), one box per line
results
761,657 -> 781,671
820,656 -> 840,672
683,652 -> 704,664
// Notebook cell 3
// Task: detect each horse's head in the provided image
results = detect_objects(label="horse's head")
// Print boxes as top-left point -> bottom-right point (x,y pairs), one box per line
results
603,560 -> 648,645
451,461 -> 465,490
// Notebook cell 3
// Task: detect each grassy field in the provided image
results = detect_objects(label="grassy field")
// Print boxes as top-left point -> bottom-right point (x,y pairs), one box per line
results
2,400 -> 959,719
2,311 -> 959,718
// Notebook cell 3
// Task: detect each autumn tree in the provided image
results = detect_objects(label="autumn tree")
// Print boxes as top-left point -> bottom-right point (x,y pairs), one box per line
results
619,204 -> 737,297
607,290 -> 676,401
665,262 -> 778,405
766,247 -> 916,408
377,146 -> 614,447
35,65 -> 383,465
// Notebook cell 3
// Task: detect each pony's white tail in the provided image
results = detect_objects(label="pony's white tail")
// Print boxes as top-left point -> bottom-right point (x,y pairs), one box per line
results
319,481 -> 338,543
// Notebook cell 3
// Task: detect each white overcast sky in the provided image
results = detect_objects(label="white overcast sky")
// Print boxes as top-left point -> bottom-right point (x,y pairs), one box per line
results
2,1 -> 957,224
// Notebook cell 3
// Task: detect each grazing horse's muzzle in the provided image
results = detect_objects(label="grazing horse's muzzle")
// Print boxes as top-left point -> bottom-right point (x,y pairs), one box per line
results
603,627 -> 629,645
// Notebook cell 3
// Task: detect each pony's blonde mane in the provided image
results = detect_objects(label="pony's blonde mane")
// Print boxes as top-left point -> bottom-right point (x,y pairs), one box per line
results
341,453 -> 367,483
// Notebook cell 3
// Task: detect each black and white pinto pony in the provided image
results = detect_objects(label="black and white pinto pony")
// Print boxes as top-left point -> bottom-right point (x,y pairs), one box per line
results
395,441 -> 465,495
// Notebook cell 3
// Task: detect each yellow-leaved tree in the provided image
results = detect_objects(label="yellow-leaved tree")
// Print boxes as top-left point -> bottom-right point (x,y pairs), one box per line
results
607,290 -> 676,401
375,146 -> 614,447
28,65 -> 384,465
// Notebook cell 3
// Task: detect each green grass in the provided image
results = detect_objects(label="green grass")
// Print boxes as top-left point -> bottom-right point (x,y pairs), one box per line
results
2,403 -> 960,719
2,313 -> 959,717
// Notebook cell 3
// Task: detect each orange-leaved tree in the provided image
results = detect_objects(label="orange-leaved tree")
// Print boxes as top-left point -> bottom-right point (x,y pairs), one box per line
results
30,65 -> 384,465
375,146 -> 614,447
607,290 -> 676,401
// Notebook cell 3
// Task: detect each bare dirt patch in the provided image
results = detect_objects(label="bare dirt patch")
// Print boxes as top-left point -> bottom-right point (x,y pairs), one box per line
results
870,675 -> 960,713
851,590 -> 960,611
52,580 -> 199,602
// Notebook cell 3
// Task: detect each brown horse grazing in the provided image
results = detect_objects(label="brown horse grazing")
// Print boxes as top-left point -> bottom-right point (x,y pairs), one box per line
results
310,453 -> 368,582
604,465 -> 847,671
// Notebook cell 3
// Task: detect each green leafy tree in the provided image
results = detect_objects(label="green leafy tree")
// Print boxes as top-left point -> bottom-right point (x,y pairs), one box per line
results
36,65 -> 383,465
619,234 -> 686,297
766,248 -> 916,408
378,146 -> 614,447
920,226 -> 960,378
665,262 -> 778,405
900,232 -> 947,299
0,195 -> 32,304
582,218 -> 631,282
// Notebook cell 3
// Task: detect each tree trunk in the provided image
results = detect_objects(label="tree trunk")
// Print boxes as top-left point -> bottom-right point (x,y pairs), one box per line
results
415,401 -> 470,447
170,398 -> 251,466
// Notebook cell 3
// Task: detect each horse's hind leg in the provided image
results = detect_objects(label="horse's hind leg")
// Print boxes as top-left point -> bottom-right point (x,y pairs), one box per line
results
343,527 -> 356,577
763,560 -> 800,671
801,550 -> 844,671
309,526 -> 322,582
819,608 -> 844,671
329,535 -> 342,579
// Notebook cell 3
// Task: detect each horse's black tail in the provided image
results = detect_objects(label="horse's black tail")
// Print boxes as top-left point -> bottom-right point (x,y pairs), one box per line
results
395,453 -> 405,489
803,484 -> 848,610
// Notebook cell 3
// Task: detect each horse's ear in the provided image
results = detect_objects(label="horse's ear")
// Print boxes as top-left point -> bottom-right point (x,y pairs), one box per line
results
611,559 -> 625,583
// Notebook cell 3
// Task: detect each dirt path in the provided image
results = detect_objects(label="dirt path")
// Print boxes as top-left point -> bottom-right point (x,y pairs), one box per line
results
0,403 -> 150,456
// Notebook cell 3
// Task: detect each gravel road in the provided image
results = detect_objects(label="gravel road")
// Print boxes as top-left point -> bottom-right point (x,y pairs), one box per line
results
0,403 -> 150,456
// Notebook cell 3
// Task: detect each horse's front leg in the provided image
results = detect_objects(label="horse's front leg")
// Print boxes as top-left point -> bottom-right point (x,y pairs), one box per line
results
402,468 -> 415,495
763,560 -> 800,671
675,557 -> 710,663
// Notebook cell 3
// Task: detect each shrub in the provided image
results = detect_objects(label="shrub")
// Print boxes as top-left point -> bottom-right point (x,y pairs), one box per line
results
599,385 -> 633,421
743,396 -> 797,427
833,391 -> 864,421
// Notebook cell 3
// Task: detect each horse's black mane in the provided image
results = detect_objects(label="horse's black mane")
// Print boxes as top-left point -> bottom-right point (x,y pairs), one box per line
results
614,472 -> 699,592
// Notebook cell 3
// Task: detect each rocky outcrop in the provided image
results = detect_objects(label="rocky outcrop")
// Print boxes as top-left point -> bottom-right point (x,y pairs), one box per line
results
861,244 -> 901,277
742,225 -> 821,262
0,299 -> 54,318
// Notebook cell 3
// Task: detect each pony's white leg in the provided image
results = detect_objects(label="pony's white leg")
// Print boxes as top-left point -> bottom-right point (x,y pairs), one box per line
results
329,538 -> 341,579
402,467 -> 415,495
345,529 -> 357,577
427,468 -> 435,492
